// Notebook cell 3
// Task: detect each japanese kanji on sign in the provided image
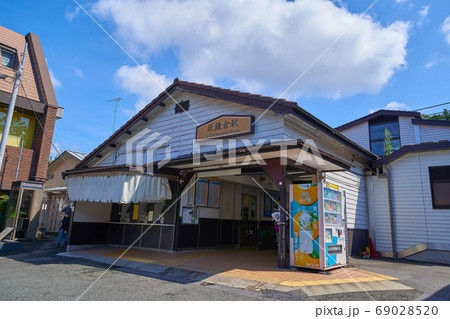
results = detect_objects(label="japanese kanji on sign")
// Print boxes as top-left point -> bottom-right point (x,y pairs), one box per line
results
196,115 -> 254,139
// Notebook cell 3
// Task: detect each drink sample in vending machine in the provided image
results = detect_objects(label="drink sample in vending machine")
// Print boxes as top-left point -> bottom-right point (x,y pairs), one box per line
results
299,212 -> 313,254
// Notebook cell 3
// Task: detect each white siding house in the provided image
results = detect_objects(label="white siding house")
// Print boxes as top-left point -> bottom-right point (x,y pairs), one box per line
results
324,169 -> 368,230
338,110 -> 450,263
338,122 -> 370,150
418,125 -> 450,143
398,116 -> 416,146
366,175 -> 392,254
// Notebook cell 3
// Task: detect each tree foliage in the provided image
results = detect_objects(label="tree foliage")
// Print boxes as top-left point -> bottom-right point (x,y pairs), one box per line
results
423,109 -> 450,121
384,128 -> 393,156
0,194 -> 9,230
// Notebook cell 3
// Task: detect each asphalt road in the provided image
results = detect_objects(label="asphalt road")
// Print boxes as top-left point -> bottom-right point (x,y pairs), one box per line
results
350,257 -> 450,301
1,237 -> 445,301
0,238 -> 269,301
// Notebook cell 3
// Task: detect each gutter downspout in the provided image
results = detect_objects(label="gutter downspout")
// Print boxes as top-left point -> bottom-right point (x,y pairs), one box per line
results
383,165 -> 397,259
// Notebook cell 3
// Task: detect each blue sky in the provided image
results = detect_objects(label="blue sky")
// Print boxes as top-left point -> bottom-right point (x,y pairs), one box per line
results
1,0 -> 449,157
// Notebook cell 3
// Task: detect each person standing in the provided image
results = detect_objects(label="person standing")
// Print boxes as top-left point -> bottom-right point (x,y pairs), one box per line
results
56,205 -> 72,247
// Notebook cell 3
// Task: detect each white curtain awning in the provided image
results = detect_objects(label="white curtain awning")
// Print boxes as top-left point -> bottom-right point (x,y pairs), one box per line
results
66,174 -> 172,203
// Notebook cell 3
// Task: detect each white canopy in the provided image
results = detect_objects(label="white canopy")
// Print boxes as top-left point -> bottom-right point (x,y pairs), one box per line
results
66,174 -> 172,203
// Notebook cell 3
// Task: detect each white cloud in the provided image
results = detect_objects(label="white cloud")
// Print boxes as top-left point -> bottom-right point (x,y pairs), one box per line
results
49,70 -> 61,88
384,101 -> 410,111
419,6 -> 429,18
425,55 -> 449,70
425,59 -> 438,70
369,101 -> 410,113
332,0 -> 346,9
442,16 -> 450,45
93,0 -> 409,100
417,6 -> 429,26
114,64 -> 172,113
74,68 -> 84,78
394,0 -> 408,3
65,7 -> 81,22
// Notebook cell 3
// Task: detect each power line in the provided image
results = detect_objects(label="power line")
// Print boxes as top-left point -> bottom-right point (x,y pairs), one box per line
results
19,82 -> 73,168
413,101 -> 450,112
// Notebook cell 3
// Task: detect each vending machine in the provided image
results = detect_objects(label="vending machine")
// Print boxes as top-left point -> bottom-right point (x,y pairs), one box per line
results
289,183 -> 347,270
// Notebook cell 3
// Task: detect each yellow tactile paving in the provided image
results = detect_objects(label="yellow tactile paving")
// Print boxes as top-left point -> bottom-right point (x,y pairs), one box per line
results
82,247 -> 397,287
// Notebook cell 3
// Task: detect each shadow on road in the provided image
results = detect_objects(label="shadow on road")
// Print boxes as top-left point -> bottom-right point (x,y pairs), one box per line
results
424,284 -> 450,301
4,236 -> 211,285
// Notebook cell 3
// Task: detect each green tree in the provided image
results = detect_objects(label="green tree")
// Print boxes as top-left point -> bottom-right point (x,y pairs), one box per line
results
0,194 -> 9,230
423,109 -> 450,121
384,128 -> 393,156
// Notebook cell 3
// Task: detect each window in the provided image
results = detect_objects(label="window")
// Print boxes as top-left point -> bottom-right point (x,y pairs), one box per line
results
175,100 -> 190,114
1,47 -> 15,68
429,166 -> 450,209
241,194 -> 257,220
0,108 -> 36,149
369,117 -> 400,156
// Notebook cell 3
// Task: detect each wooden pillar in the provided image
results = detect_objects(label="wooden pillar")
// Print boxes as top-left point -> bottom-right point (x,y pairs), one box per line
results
278,164 -> 289,269
67,202 -> 76,251
262,158 -> 289,269
173,171 -> 194,251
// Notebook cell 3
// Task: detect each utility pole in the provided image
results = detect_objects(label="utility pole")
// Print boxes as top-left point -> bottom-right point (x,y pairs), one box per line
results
106,97 -> 123,133
0,43 -> 28,172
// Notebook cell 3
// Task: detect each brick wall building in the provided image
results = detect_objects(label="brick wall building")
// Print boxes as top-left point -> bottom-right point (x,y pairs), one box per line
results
0,25 -> 63,191
0,25 -> 63,238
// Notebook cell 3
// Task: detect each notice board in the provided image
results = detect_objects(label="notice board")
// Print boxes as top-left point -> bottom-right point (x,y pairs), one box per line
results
195,179 -> 209,207
195,179 -> 221,208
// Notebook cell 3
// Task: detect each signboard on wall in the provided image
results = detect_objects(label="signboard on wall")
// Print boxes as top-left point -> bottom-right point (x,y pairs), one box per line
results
194,179 -> 209,207
182,206 -> 198,224
208,181 -> 220,208
196,115 -> 254,139
194,179 -> 221,208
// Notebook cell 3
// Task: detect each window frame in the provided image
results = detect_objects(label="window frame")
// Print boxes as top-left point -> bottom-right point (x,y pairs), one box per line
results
429,165 -> 450,209
1,45 -> 16,69
368,117 -> 401,156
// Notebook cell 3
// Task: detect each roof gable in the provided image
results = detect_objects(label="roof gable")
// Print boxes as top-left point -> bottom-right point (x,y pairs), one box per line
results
49,150 -> 86,170
76,80 -> 376,169
336,110 -> 421,132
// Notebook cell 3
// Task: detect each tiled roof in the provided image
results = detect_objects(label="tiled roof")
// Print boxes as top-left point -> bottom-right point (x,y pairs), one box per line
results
175,80 -> 298,110
66,150 -> 87,161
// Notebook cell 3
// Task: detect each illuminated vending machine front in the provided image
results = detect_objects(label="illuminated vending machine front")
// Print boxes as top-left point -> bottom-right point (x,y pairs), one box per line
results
289,183 -> 347,270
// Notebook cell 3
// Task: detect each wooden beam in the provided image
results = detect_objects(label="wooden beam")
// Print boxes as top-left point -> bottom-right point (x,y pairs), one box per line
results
286,159 -> 317,174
